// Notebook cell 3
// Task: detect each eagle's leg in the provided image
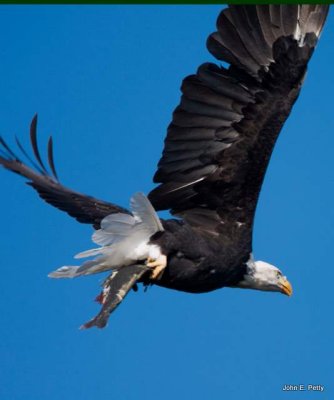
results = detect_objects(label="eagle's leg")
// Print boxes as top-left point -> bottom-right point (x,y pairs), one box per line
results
146,254 -> 167,280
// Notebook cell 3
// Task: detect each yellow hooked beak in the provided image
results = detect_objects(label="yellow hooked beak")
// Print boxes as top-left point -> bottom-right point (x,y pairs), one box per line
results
280,277 -> 293,296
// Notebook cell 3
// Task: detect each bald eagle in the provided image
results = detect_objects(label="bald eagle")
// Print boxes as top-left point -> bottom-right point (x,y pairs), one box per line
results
0,5 -> 329,328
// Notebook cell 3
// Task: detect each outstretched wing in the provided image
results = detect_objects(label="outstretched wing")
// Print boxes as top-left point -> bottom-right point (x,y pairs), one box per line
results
149,5 -> 329,238
0,115 -> 130,229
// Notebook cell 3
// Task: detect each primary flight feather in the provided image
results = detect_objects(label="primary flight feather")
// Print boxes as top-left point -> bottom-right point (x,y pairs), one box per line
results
0,5 -> 329,328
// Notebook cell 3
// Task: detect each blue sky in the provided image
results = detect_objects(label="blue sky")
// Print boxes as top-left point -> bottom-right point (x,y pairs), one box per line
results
0,5 -> 333,400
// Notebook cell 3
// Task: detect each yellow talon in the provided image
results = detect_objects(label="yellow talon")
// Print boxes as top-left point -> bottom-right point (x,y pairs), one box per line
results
146,254 -> 167,280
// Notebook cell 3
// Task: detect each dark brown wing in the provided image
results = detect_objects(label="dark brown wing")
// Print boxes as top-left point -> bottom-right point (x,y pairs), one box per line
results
0,115 -> 130,229
149,5 -> 329,238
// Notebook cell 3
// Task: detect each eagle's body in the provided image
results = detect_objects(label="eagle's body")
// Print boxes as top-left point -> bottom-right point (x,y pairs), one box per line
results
152,219 -> 248,293
0,5 -> 329,328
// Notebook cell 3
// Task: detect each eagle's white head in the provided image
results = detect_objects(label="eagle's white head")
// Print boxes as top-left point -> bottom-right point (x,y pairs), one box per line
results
238,258 -> 293,296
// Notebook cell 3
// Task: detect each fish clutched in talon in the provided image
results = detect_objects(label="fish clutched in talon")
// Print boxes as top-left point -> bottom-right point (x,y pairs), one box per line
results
81,265 -> 150,329
146,254 -> 167,280
95,285 -> 111,305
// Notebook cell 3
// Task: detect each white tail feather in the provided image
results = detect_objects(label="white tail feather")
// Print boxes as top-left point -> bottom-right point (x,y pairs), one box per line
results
74,247 -> 107,259
48,266 -> 80,278
48,193 -> 163,279
92,213 -> 136,246
131,192 -> 163,231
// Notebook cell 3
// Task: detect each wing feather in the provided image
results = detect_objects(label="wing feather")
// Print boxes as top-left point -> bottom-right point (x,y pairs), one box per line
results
0,116 -> 130,229
149,5 -> 329,238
